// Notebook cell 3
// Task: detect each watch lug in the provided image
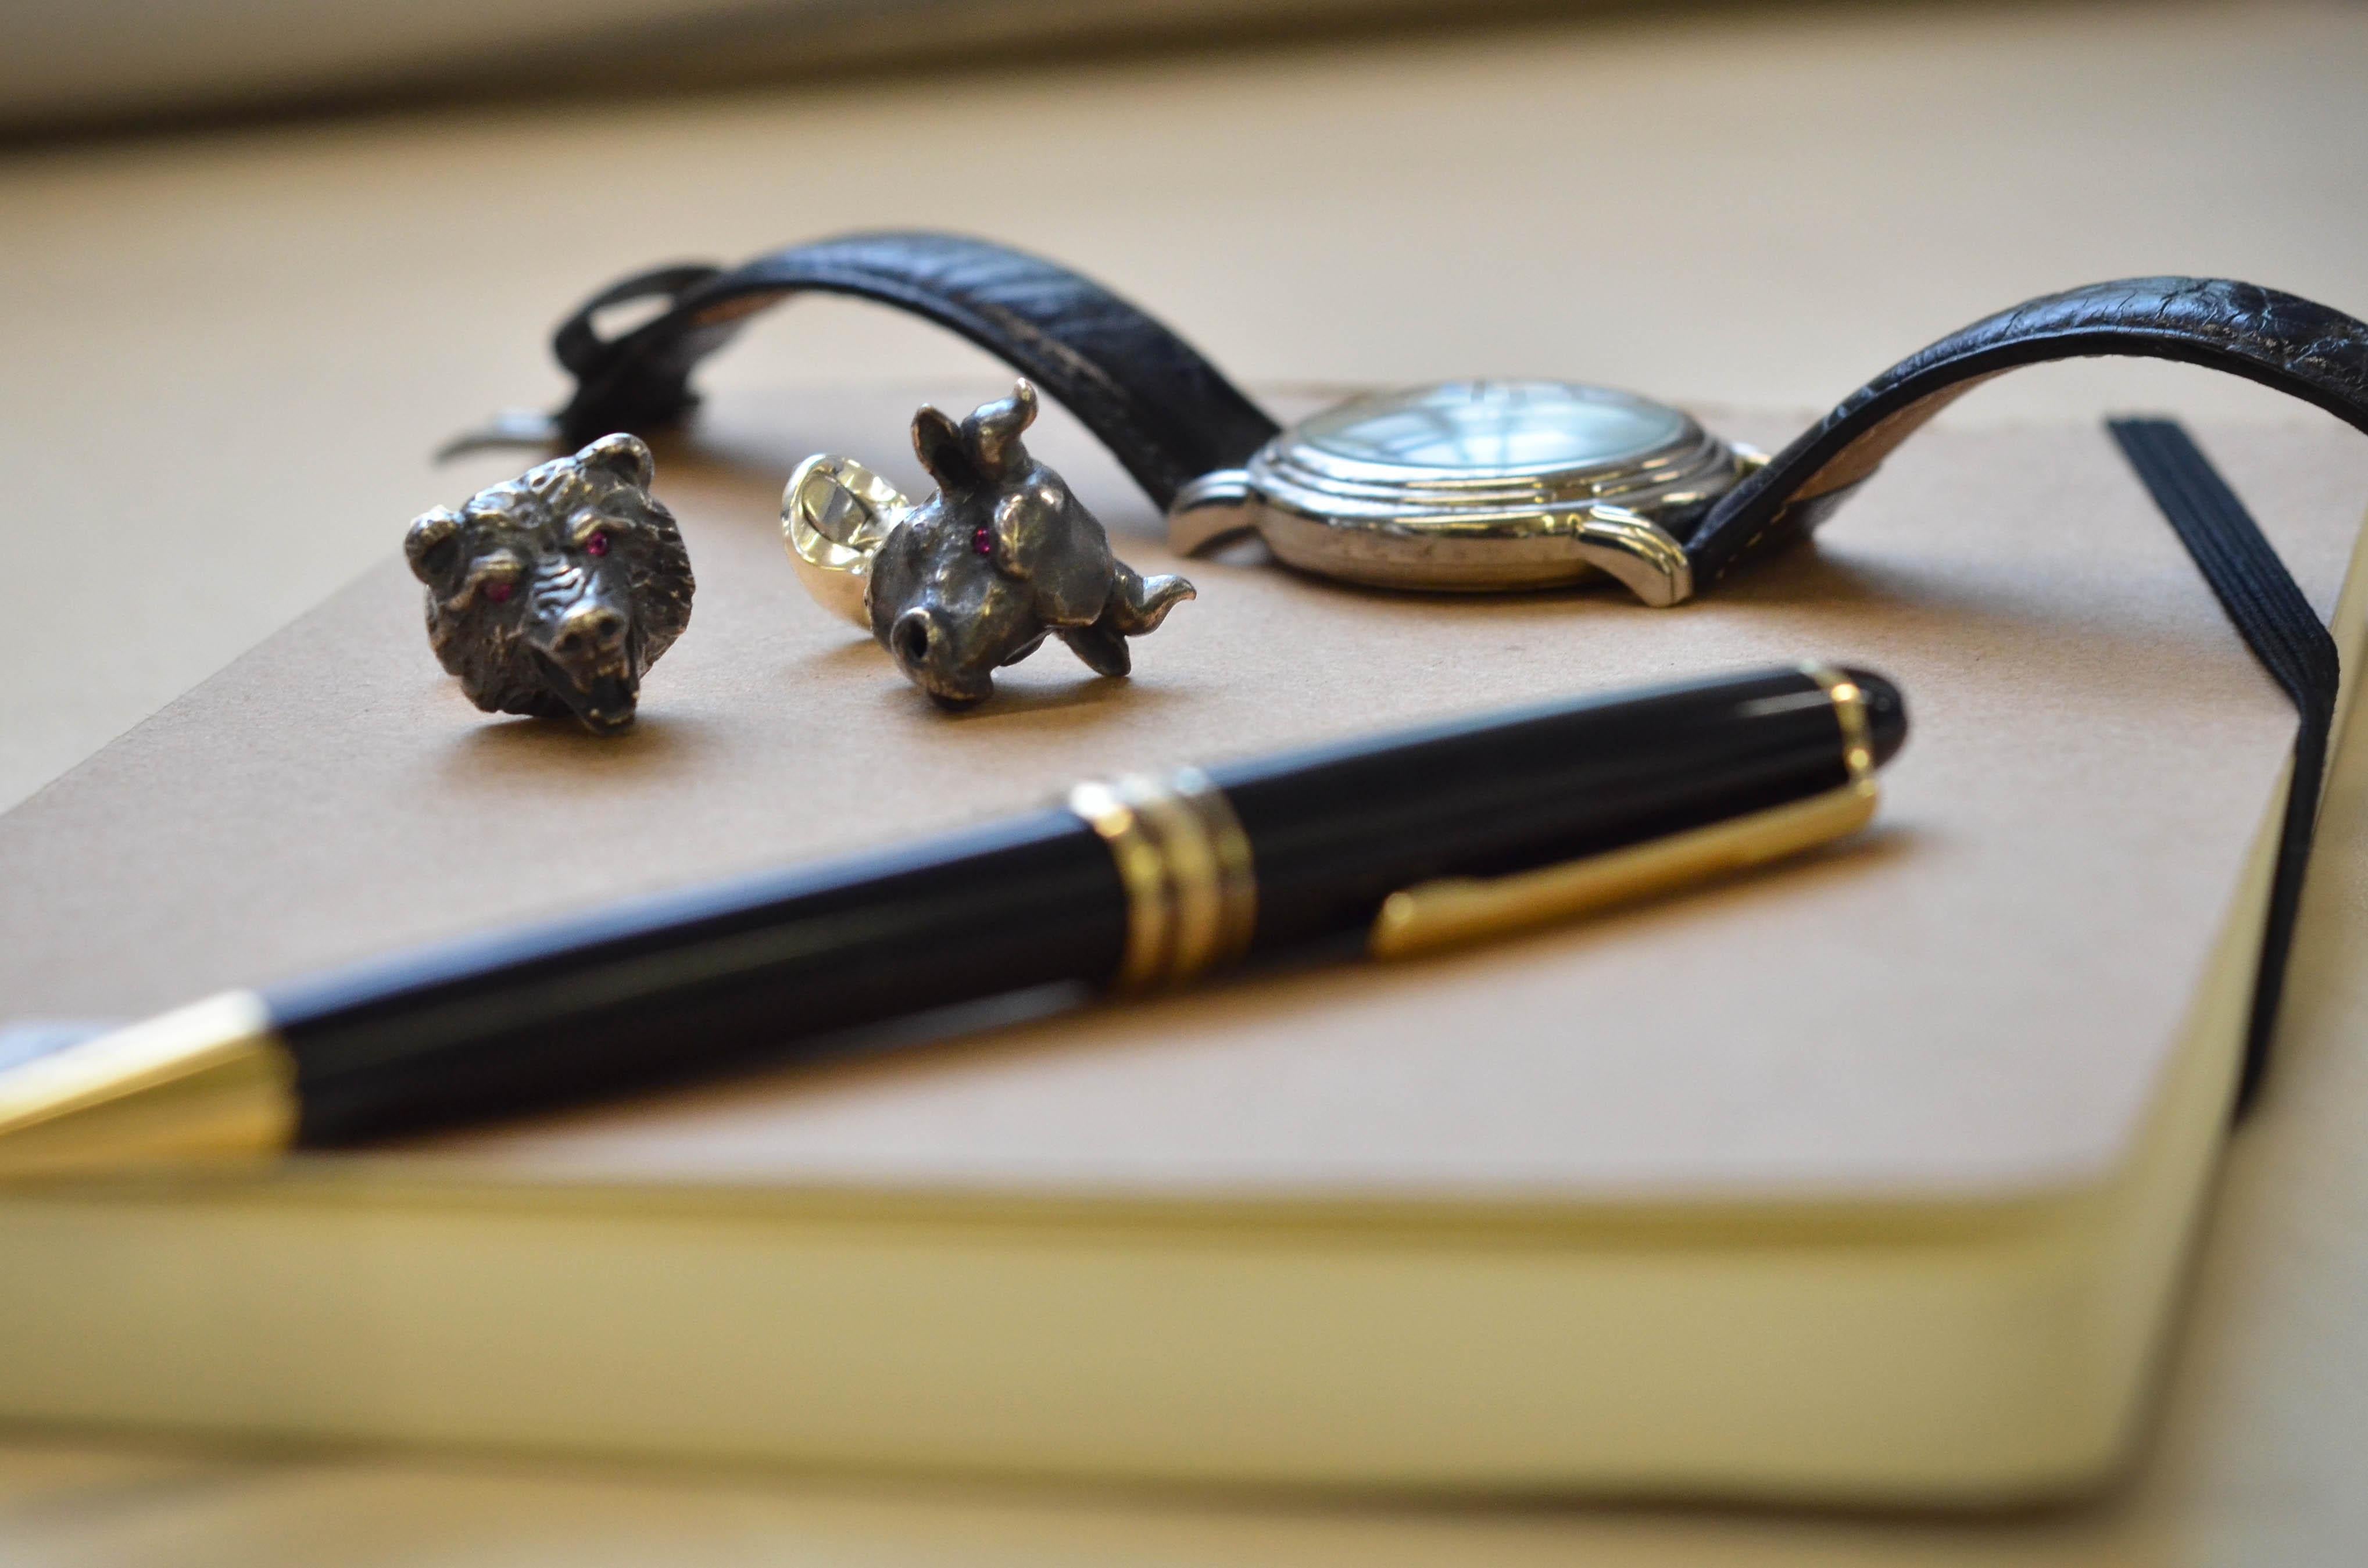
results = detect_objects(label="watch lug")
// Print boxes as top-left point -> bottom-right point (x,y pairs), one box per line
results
1573,505 -> 1694,607
1167,469 -> 1258,555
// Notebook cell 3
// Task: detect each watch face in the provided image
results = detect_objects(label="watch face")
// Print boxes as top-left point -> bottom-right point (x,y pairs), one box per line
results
1295,381 -> 1693,478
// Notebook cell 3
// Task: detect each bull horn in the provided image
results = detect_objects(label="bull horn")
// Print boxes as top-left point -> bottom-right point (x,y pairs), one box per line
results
967,380 -> 1039,474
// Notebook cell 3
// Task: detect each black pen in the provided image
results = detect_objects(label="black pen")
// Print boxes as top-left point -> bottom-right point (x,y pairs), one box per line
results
0,663 -> 1905,1172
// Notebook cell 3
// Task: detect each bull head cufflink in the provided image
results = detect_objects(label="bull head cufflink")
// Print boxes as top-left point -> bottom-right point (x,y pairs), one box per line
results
406,434 -> 695,735
784,381 -> 1194,707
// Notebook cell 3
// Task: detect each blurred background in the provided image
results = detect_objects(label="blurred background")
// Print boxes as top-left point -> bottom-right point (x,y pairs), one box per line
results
12,1 -> 1639,133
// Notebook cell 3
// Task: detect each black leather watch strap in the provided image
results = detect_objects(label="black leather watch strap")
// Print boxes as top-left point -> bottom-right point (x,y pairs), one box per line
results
544,231 -> 1279,511
1684,278 -> 2368,584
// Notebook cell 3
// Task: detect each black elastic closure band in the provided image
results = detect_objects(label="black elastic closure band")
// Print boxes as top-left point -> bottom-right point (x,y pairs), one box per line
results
2106,417 -> 2341,1115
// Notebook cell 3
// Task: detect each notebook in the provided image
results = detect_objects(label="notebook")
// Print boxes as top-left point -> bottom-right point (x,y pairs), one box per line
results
1,386 -> 2363,1505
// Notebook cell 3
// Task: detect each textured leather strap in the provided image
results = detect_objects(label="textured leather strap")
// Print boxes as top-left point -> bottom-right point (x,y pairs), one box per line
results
1684,278 -> 2368,583
545,231 -> 1279,511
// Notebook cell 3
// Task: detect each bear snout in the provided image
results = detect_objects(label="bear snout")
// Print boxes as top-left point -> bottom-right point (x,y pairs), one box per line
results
538,599 -> 631,670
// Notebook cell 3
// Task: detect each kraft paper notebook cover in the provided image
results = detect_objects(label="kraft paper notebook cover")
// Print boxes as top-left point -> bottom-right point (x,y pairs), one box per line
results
2,387 -> 2365,1506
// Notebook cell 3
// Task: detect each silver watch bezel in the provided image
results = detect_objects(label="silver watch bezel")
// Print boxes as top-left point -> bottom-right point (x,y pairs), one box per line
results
1168,381 -> 1758,606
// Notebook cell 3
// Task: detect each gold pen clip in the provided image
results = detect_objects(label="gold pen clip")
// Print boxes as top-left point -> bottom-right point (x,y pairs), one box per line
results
1371,663 -> 1881,961
1369,779 -> 1877,960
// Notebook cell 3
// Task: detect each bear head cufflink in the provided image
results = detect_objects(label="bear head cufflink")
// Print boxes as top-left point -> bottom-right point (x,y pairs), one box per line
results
406,434 -> 695,735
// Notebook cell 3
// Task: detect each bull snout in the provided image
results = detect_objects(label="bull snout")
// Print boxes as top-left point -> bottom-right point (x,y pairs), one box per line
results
890,607 -> 937,670
888,606 -> 994,707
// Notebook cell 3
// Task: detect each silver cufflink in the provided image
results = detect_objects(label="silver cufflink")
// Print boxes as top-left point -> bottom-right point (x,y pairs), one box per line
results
405,434 -> 695,735
784,380 -> 1194,706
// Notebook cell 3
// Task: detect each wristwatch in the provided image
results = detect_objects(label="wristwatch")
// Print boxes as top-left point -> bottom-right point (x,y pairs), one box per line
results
468,234 -> 2368,606
1161,378 -> 1751,605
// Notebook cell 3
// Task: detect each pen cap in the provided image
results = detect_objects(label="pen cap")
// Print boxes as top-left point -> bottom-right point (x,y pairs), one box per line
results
1207,664 -> 1900,953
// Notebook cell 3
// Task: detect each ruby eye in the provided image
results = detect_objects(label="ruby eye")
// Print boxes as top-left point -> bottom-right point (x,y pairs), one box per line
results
585,531 -> 610,557
484,580 -> 514,604
971,527 -> 993,556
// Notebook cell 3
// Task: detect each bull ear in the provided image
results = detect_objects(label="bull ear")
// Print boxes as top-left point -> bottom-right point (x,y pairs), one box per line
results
911,404 -> 982,493
405,506 -> 465,590
577,432 -> 654,490
967,380 -> 1038,477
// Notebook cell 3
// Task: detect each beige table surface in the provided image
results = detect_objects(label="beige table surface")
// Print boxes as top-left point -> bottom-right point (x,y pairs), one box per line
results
6,0 -> 2368,1559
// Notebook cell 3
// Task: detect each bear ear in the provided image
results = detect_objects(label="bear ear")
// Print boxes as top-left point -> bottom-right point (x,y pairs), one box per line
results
576,432 -> 655,490
405,506 -> 465,589
911,404 -> 983,493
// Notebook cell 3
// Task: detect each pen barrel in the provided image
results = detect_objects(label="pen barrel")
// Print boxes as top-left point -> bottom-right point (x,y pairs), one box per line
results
269,810 -> 1124,1144
260,664 -> 1898,1147
1208,665 -> 1887,953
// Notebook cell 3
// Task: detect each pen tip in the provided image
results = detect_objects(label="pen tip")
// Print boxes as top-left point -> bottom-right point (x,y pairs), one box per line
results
1840,667 -> 1908,768
0,992 -> 296,1177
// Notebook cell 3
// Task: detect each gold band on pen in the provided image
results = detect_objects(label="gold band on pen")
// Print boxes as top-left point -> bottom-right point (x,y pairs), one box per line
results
1798,661 -> 1877,785
1066,779 -> 1173,990
1067,768 -> 1257,990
